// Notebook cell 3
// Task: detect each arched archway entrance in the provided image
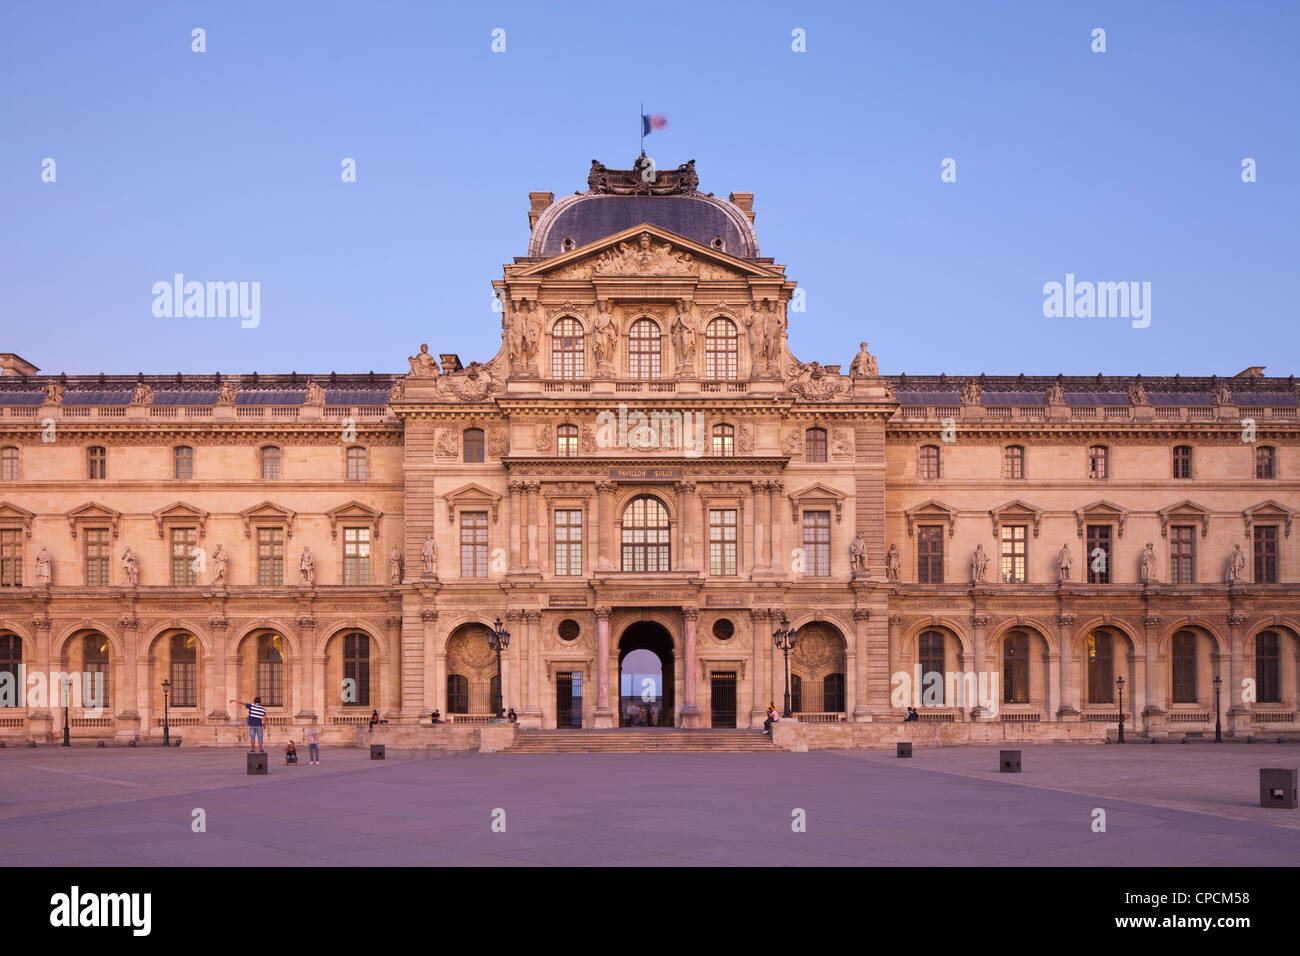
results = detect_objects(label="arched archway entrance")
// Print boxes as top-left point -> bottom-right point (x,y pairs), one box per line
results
619,622 -> 674,727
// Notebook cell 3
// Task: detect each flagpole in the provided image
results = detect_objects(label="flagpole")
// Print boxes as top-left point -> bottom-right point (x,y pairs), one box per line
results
639,102 -> 643,155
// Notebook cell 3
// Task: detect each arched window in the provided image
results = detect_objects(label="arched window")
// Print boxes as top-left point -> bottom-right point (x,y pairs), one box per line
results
621,495 -> 671,572
557,424 -> 578,458
805,428 -> 828,463
343,632 -> 370,707
628,319 -> 662,379
0,635 -> 21,708
919,631 -> 945,705
174,446 -> 194,480
83,634 -> 110,709
790,674 -> 803,713
919,445 -> 940,480
1088,445 -> 1109,479
447,674 -> 469,714
88,446 -> 107,480
1003,445 -> 1025,480
1086,631 -> 1113,703
1003,632 -> 1029,703
1171,631 -> 1197,703
170,634 -> 197,707
712,424 -> 735,457
1173,445 -> 1193,479
704,318 -> 738,380
551,317 -> 585,380
1,447 -> 18,481
260,445 -> 280,480
257,634 -> 284,707
346,445 -> 367,480
1256,631 -> 1280,704
463,428 -> 485,463
1256,446 -> 1276,479
823,673 -> 846,712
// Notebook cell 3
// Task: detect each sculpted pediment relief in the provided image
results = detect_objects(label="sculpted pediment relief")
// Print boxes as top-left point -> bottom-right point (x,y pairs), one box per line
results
513,225 -> 779,282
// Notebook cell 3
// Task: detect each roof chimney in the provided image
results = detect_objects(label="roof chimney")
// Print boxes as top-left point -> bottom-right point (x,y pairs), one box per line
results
1235,366 -> 1266,378
0,353 -> 39,377
728,192 -> 755,225
527,192 -> 555,232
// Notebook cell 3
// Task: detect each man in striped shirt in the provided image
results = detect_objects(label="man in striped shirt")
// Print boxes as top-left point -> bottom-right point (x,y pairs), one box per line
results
231,696 -> 266,752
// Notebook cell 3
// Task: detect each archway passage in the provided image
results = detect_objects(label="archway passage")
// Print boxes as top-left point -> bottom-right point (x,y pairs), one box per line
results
619,622 -> 674,727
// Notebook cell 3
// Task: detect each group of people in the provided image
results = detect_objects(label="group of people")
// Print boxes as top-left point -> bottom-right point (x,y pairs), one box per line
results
903,707 -> 920,722
232,696 -> 322,766
764,703 -> 782,733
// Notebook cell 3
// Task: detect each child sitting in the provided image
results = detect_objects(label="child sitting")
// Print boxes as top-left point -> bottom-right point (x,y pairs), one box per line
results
284,740 -> 299,765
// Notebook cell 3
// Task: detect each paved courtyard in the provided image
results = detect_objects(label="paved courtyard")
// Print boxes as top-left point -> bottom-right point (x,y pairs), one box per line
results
2,742 -> 1298,866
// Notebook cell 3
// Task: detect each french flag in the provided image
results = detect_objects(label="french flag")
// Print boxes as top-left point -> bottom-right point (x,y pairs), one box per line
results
641,113 -> 667,136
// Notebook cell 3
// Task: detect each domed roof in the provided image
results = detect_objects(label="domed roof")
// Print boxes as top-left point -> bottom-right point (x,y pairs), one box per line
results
528,157 -> 760,259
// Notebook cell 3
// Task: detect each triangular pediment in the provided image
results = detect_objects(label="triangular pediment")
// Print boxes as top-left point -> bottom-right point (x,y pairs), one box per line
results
151,500 -> 210,538
512,224 -> 781,281
1157,499 -> 1211,538
1243,499 -> 1295,537
1074,499 -> 1130,537
787,482 -> 848,523
326,500 -> 383,538
989,499 -> 1044,537
65,501 -> 121,538
443,482 -> 503,524
0,501 -> 35,537
905,498 -> 958,537
239,500 -> 297,537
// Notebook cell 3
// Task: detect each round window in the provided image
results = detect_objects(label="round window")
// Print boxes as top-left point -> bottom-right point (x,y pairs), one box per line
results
713,619 -> 735,641
558,619 -> 580,642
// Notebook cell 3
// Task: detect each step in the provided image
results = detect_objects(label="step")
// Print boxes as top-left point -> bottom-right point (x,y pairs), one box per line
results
506,730 -> 780,754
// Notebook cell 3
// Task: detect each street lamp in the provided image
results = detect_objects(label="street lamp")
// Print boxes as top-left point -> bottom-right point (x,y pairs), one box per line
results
772,613 -> 797,719
61,676 -> 71,747
1115,675 -> 1125,744
487,617 -> 511,718
161,678 -> 171,747
1214,674 -> 1223,743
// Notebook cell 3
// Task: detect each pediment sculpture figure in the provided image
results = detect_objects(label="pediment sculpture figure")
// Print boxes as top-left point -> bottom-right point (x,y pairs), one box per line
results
217,381 -> 238,405
43,381 -> 64,404
305,381 -> 325,406
849,342 -> 878,379
35,546 -> 53,587
408,344 -> 441,377
130,382 -> 154,406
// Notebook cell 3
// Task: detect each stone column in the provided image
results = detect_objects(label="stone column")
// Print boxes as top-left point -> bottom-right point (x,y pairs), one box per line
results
505,610 -> 524,715
383,615 -> 402,718
676,480 -> 697,570
593,607 -> 614,727
432,649 -> 447,717
524,610 -> 543,724
417,609 -> 438,718
1055,613 -> 1077,720
767,481 -> 784,573
207,616 -> 230,720
1227,611 -> 1249,734
525,481 -> 541,572
1140,613 -> 1159,734
852,608 -> 871,721
750,481 -> 766,572
595,481 -> 615,571
681,606 -> 701,728
117,615 -> 141,742
749,609 -> 770,727
508,480 -> 524,573
295,614 -> 317,719
27,616 -> 53,741
885,614 -> 904,714
968,613 -> 988,719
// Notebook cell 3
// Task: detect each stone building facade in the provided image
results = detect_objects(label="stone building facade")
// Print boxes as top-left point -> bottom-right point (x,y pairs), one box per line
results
0,157 -> 1297,743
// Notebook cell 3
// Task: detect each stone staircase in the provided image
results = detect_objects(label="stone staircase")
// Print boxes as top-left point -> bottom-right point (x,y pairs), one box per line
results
507,729 -> 781,754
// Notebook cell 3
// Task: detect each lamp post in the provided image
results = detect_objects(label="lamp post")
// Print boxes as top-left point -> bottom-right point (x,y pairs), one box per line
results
1214,674 -> 1223,743
1115,675 -> 1125,744
161,678 -> 171,747
487,617 -> 511,718
772,613 -> 797,719
62,676 -> 71,747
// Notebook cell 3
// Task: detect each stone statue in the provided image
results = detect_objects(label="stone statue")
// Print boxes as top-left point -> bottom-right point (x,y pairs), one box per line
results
520,303 -> 541,369
388,544 -> 402,584
1057,543 -> 1072,582
848,532 -> 868,573
305,381 -> 325,405
129,382 -> 154,406
961,379 -> 982,405
408,344 -> 440,377
35,546 -> 52,587
212,544 -> 230,586
1212,382 -> 1232,406
121,546 -> 140,586
971,543 -> 989,583
1127,382 -> 1147,406
671,307 -> 696,366
762,301 -> 784,368
1226,543 -> 1247,583
42,380 -> 64,404
886,543 -> 901,581
849,342 -> 878,378
217,380 -> 238,405
388,379 -> 405,403
299,547 -> 316,586
1045,382 -> 1065,405
1139,542 -> 1157,584
422,533 -> 437,575
593,304 -> 618,367
745,309 -> 765,371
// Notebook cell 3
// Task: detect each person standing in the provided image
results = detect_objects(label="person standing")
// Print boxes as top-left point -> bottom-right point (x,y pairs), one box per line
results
231,696 -> 266,752
305,721 -> 321,765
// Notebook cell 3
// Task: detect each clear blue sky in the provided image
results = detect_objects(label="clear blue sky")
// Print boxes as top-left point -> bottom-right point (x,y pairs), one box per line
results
2,0 -> 1296,378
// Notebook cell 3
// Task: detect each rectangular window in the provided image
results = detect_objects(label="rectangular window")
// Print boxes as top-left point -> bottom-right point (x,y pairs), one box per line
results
170,638 -> 197,707
88,447 -> 107,480
170,527 -> 198,586
1256,632 -> 1280,704
1087,633 -> 1113,704
802,511 -> 831,577
0,529 -> 21,586
1170,526 -> 1195,584
1004,633 -> 1029,704
1171,633 -> 1197,703
343,633 -> 370,707
1254,526 -> 1278,584
553,509 -> 583,576
1173,446 -> 1192,479
917,526 -> 943,584
709,509 -> 738,576
460,511 -> 488,577
999,525 -> 1027,583
1086,525 -> 1112,584
1003,446 -> 1024,480
257,528 -> 284,585
343,527 -> 371,585
85,528 -> 111,586
174,447 -> 194,480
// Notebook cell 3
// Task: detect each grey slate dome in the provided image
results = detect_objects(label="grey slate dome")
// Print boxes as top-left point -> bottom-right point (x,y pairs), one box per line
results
528,157 -> 760,259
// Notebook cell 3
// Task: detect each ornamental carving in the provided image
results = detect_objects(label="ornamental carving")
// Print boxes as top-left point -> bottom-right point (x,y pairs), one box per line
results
42,381 -> 64,404
295,615 -> 316,629
737,424 -> 754,455
487,430 -> 509,458
961,379 -> 982,405
787,361 -> 849,402
535,424 -> 553,453
831,429 -> 853,459
1228,612 -> 1248,626
217,380 -> 238,405
129,382 -> 154,406
580,425 -> 598,454
594,233 -> 696,276
420,609 -> 439,623
434,430 -> 458,460
587,157 -> 700,196
443,361 -> 501,402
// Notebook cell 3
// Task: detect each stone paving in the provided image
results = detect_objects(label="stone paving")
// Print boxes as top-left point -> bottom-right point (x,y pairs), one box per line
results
1,742 -> 1298,865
